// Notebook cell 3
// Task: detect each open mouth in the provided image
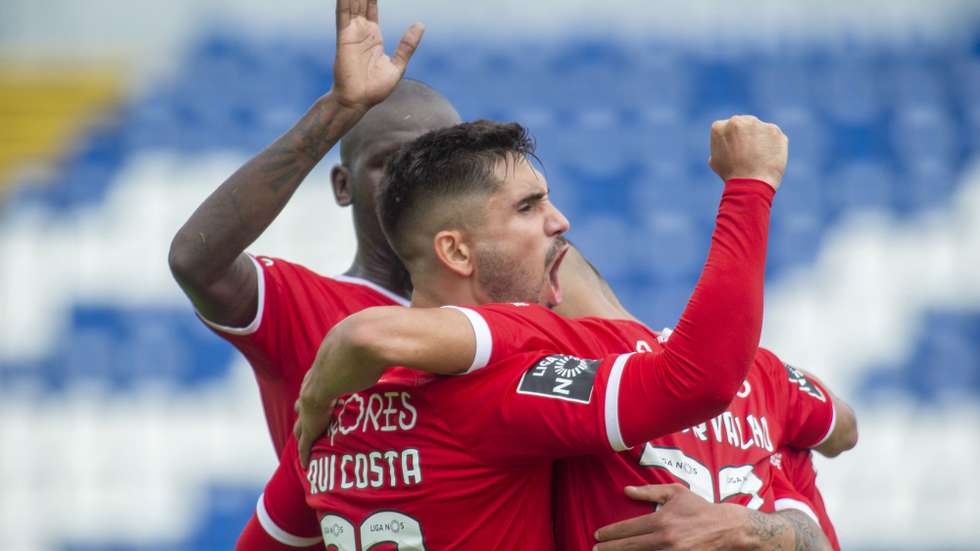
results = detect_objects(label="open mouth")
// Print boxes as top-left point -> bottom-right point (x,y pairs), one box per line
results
545,241 -> 569,307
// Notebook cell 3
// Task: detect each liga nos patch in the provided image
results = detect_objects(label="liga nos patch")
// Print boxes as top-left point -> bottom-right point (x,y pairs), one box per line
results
517,355 -> 600,404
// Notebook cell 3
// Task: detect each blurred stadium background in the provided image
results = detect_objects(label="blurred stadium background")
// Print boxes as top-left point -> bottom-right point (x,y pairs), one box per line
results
2,0 -> 979,549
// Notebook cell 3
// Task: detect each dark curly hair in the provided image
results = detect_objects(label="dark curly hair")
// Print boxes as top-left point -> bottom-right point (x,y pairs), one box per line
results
378,120 -> 537,261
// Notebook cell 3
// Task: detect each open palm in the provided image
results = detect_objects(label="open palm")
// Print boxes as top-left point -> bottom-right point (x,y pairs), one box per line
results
332,0 -> 425,110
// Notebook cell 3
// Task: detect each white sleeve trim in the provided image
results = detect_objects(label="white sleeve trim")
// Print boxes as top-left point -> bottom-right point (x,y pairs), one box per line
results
196,254 -> 266,336
812,400 -> 838,448
255,492 -> 322,547
605,353 -> 635,452
774,497 -> 820,525
441,306 -> 493,374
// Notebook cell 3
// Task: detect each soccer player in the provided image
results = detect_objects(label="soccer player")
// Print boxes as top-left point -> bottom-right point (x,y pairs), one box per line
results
296,244 -> 855,551
251,110 -> 783,549
168,0 -> 457,456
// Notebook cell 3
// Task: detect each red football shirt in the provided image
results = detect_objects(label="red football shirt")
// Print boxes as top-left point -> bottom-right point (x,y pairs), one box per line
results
196,256 -> 409,455
248,179 -> 775,550
772,448 -> 841,551
452,303 -> 836,550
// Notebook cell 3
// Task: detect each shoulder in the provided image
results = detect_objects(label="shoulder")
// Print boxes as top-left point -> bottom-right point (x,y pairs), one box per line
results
256,256 -> 408,307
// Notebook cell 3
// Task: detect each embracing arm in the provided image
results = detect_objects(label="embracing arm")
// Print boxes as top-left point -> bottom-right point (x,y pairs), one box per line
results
594,484 -> 831,551
803,368 -> 858,458
300,306 -> 476,400
168,0 -> 424,327
295,306 -> 476,465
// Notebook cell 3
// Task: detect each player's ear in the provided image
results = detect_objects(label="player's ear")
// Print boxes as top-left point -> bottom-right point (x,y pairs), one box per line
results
433,229 -> 474,278
331,164 -> 353,207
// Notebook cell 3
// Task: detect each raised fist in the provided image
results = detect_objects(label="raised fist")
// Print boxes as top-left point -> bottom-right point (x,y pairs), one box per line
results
708,115 -> 788,191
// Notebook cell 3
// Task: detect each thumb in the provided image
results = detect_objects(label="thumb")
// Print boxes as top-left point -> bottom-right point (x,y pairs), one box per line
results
624,483 -> 684,504
392,22 -> 425,70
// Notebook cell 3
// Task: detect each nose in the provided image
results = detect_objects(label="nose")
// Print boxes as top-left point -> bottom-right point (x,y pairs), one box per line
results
546,203 -> 570,236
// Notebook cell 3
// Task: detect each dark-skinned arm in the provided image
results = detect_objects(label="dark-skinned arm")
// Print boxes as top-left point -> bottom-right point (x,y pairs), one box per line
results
168,0 -> 425,327
594,484 -> 832,551
168,98 -> 369,326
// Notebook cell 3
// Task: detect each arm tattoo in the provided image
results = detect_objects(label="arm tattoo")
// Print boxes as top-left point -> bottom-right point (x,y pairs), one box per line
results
781,510 -> 823,551
747,509 -> 787,550
745,509 -> 827,551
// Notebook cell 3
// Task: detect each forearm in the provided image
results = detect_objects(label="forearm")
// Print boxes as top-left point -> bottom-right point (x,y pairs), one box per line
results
619,180 -> 774,443
301,307 -> 476,405
734,507 -> 832,551
301,315 -> 390,410
665,179 -> 773,401
170,94 -> 366,287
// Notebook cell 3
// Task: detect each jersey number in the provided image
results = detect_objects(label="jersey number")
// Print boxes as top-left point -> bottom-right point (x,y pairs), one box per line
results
320,511 -> 427,551
639,445 -> 764,509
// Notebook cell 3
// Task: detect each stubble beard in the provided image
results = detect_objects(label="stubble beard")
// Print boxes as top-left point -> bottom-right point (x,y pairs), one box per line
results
475,244 -> 544,305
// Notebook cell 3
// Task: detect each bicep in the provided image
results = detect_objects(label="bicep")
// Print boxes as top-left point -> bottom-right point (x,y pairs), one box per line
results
357,306 -> 479,375
445,353 -> 621,463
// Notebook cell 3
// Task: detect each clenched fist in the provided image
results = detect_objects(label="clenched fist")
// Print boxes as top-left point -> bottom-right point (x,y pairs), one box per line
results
708,115 -> 788,191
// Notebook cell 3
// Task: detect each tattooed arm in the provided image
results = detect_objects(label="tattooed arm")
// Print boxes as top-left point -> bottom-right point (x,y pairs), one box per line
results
593,484 -> 832,551
741,508 -> 831,551
168,0 -> 425,326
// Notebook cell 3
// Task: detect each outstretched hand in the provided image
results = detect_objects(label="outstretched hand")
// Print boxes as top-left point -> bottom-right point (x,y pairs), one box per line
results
332,0 -> 425,111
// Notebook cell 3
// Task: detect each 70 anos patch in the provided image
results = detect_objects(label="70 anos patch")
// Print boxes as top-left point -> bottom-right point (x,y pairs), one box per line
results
517,354 -> 600,404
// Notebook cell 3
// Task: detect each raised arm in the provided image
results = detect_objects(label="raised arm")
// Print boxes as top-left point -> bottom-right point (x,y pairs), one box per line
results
168,0 -> 424,326
612,116 -> 786,443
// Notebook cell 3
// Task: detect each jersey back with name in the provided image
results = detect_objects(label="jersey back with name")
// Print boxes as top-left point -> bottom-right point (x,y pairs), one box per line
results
291,349 -> 629,551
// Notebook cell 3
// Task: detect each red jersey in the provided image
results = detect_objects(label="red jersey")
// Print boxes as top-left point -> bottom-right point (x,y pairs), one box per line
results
247,179 -> 775,550
772,449 -> 841,551
452,303 -> 836,550
197,256 -> 408,454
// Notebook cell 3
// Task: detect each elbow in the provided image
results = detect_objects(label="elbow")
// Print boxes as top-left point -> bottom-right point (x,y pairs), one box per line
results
837,412 -> 859,453
684,377 -> 742,425
168,235 -> 199,287
701,366 -> 746,414
818,403 -> 859,458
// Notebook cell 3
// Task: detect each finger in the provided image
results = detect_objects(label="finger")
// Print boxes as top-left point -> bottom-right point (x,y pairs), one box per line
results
367,0 -> 379,23
624,483 -> 683,504
336,0 -> 351,30
594,533 -> 668,551
594,512 -> 660,542
351,0 -> 365,18
391,23 -> 425,71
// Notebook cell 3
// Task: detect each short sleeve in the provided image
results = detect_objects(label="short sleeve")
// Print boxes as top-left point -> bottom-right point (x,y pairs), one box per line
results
194,255 -> 348,374
255,440 -> 323,547
438,351 -> 632,464
769,464 -> 821,525
758,349 -> 837,450
195,255 -> 289,369
443,303 -> 608,372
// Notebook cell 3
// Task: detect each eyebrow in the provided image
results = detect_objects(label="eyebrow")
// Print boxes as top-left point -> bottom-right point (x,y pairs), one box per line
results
514,190 -> 549,208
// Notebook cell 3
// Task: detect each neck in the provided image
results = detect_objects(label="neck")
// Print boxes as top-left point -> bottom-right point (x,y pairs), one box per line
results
343,230 -> 411,299
409,271 -> 480,308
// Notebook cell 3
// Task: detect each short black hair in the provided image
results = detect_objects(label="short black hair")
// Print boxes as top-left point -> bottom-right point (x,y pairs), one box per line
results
378,120 -> 537,260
